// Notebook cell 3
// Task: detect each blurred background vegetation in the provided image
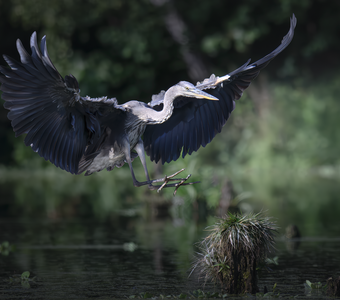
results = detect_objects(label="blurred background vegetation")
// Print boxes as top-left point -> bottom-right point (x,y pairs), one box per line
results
1,0 -> 340,236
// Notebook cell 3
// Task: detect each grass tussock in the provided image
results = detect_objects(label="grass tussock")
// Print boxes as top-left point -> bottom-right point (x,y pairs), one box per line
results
191,211 -> 277,294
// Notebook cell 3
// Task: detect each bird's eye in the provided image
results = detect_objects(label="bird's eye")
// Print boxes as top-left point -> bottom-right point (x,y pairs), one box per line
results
185,87 -> 189,90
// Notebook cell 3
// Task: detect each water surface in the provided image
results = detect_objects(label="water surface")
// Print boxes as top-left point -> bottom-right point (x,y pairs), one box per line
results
1,216 -> 339,299
1,174 -> 340,298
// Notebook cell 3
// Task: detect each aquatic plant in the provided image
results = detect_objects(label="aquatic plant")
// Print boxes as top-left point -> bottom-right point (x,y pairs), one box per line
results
8,271 -> 36,288
327,277 -> 340,297
191,211 -> 277,294
305,280 -> 324,290
0,241 -> 15,256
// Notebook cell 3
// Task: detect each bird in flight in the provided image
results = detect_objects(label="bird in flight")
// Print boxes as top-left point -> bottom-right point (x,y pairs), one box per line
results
0,15 -> 296,194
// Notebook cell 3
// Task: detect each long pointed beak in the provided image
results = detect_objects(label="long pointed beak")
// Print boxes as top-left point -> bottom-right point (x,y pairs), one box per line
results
190,88 -> 219,101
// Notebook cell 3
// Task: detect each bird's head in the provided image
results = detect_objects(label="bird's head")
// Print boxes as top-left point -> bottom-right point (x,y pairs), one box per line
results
177,81 -> 218,100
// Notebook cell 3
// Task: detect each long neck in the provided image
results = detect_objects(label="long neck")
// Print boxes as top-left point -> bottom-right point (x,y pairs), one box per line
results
145,88 -> 176,125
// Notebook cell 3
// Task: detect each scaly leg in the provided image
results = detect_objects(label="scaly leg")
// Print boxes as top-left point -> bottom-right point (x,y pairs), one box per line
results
122,138 -> 146,187
134,138 -> 153,189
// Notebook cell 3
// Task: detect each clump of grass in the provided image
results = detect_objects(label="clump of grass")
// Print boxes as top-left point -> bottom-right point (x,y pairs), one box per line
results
191,211 -> 277,294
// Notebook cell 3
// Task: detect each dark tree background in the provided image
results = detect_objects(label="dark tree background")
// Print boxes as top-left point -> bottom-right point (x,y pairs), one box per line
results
1,0 -> 340,215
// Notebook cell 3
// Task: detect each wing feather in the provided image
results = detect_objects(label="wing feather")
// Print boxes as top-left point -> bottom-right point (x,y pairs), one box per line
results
144,14 -> 297,164
0,32 -> 123,174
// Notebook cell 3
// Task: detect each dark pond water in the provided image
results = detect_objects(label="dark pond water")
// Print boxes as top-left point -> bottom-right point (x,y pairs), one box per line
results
0,216 -> 339,299
1,174 -> 340,299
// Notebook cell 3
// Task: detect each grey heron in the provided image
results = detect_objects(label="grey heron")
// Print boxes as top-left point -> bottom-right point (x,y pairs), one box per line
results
0,15 -> 296,193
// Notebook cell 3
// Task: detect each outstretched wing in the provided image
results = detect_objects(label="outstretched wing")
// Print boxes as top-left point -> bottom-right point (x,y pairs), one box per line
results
143,14 -> 297,164
0,32 -> 122,174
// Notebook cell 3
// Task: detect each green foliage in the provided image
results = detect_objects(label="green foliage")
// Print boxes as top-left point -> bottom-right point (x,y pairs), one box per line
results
3,78 -> 340,219
0,241 -> 15,256
205,212 -> 277,254
21,271 -> 30,280
305,280 -> 325,290
8,271 -> 36,289
1,0 -> 340,216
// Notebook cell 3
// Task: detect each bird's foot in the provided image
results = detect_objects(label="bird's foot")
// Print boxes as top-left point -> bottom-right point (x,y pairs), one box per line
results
147,169 -> 200,195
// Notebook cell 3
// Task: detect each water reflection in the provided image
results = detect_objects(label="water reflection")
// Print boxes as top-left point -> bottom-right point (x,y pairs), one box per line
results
0,216 -> 339,298
1,175 -> 340,298
0,218 -> 207,298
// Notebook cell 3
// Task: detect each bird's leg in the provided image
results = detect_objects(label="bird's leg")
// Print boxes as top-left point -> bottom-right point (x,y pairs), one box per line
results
126,139 -> 199,193
123,138 -> 147,188
134,139 -> 199,192
134,138 -> 153,189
